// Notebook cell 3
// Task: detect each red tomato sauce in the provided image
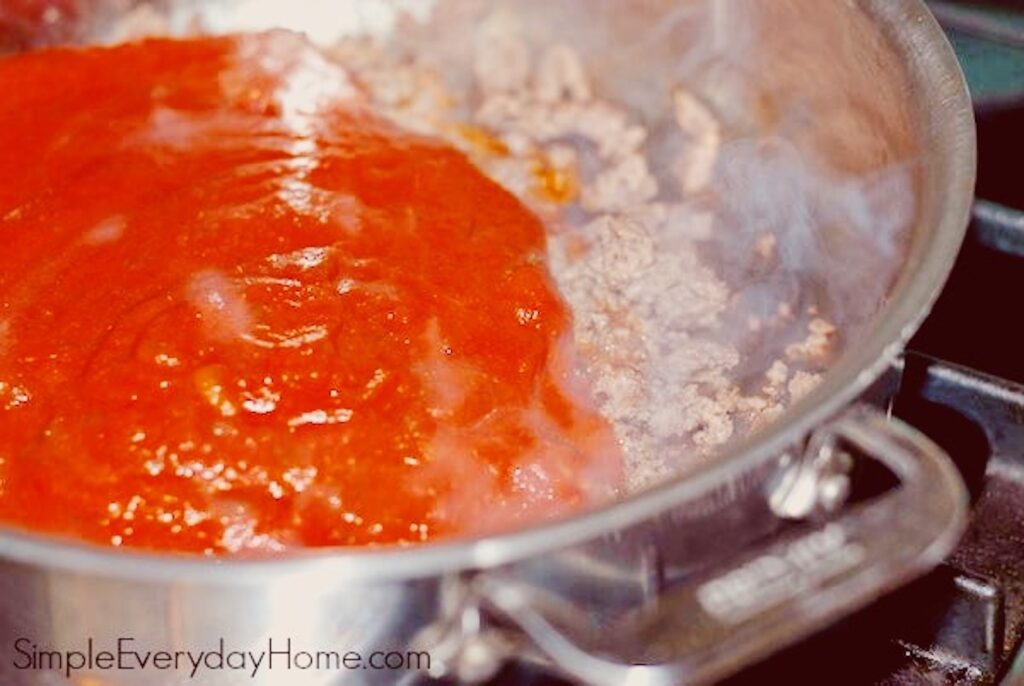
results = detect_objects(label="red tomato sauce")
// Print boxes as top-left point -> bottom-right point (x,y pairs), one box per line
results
0,32 -> 622,554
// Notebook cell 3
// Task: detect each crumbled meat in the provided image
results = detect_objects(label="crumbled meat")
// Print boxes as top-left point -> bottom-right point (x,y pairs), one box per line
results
673,88 -> 723,194
786,318 -> 838,363
789,371 -> 823,400
535,45 -> 592,103
755,233 -> 777,260
589,215 -> 656,284
474,18 -> 532,96
321,26 -> 839,491
764,360 -> 790,394
581,154 -> 659,214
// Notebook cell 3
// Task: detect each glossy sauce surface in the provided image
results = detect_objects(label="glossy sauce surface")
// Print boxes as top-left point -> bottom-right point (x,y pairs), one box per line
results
0,33 -> 621,554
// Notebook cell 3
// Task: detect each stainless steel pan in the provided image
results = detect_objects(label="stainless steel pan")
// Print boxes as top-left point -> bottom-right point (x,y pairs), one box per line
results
0,1 -> 976,684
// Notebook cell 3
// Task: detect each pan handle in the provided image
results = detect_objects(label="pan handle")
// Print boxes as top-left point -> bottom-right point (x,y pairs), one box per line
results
475,406 -> 969,686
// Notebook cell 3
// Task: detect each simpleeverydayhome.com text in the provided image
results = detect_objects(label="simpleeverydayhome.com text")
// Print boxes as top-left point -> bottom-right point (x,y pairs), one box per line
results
11,637 -> 431,680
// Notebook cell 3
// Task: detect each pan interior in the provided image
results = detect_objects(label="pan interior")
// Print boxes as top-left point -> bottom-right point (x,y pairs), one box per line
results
0,0 -> 974,565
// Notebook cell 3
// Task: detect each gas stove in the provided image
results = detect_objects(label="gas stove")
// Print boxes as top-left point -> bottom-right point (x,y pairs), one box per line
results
488,3 -> 1024,684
